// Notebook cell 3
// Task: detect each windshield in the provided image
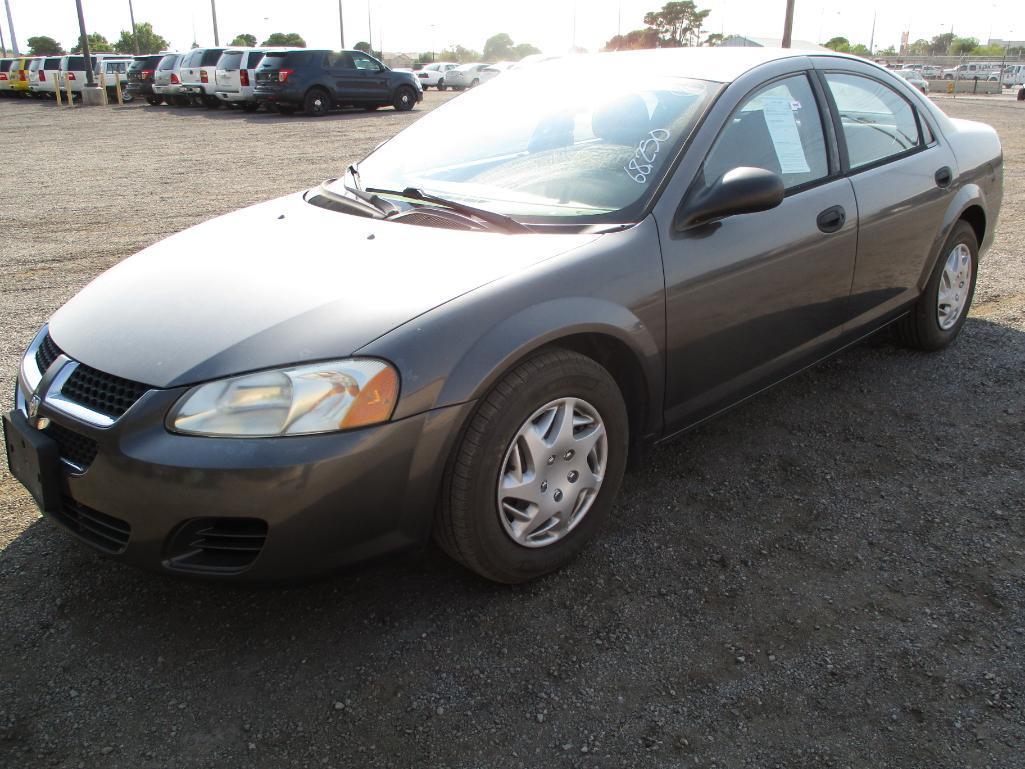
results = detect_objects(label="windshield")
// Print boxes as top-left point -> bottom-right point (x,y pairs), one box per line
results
331,60 -> 718,223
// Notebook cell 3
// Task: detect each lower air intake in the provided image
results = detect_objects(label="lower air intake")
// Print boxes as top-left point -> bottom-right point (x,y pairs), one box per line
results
52,497 -> 131,554
164,518 -> 268,575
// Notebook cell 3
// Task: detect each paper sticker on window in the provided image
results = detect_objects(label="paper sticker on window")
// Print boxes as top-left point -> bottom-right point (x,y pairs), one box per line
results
762,97 -> 811,174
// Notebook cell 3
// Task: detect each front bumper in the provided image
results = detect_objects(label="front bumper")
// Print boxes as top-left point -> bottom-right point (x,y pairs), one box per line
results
11,356 -> 473,582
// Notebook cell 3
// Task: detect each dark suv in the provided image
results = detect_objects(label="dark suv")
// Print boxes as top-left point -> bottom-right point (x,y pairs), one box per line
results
126,54 -> 166,105
253,49 -> 422,116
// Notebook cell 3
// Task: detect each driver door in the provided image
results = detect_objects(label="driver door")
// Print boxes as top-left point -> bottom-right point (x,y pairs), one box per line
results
350,51 -> 390,101
660,72 -> 859,430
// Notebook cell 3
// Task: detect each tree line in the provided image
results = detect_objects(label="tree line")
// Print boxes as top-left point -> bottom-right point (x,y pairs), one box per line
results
824,32 -> 1023,59
24,28 -> 307,57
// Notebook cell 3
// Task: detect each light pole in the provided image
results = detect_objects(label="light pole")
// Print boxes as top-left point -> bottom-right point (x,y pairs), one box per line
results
210,0 -> 219,46
128,0 -> 139,54
782,0 -> 795,48
0,20 -> 7,57
338,0 -> 345,48
3,0 -> 18,55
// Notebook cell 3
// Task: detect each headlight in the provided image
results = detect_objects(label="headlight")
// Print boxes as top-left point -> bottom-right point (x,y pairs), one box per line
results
168,359 -> 399,437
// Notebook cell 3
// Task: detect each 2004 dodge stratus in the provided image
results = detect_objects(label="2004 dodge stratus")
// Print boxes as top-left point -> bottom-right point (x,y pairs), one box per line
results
5,48 -> 1002,583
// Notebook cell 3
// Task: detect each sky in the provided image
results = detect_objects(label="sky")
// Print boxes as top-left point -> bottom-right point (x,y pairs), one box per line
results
3,0 -> 1024,57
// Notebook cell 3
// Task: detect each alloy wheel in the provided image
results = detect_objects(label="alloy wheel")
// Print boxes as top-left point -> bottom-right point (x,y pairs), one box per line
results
937,243 -> 972,330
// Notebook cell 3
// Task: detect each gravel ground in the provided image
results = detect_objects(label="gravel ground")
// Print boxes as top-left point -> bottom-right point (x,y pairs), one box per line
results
1,92 -> 1023,769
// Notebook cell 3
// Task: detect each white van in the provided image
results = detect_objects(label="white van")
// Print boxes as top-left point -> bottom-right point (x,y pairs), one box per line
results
1000,63 -> 1025,87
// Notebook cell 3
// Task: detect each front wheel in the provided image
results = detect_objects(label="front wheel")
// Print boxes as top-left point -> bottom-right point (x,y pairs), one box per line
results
393,86 -> 415,111
893,220 -> 978,350
145,95 -> 163,106
435,348 -> 628,583
437,79 -> 446,91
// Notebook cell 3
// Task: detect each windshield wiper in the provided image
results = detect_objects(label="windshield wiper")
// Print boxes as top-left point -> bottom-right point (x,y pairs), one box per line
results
365,186 -> 532,234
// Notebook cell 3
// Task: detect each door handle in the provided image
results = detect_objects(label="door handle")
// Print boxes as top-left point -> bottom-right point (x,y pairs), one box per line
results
816,205 -> 846,234
935,166 -> 953,188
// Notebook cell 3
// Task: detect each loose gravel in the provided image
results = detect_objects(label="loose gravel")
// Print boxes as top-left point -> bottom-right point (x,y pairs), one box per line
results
0,92 -> 1023,769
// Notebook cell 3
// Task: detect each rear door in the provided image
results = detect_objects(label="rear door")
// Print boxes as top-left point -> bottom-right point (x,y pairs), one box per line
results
180,49 -> 201,87
816,64 -> 957,329
216,50 -> 243,93
326,51 -> 361,100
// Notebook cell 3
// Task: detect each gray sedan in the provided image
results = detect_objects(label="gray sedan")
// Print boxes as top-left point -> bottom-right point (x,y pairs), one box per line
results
4,48 -> 1002,583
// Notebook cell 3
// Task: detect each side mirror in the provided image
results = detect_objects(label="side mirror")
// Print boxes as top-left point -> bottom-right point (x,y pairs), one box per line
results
674,166 -> 785,231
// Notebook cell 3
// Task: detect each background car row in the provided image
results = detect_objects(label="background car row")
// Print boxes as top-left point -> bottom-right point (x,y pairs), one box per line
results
0,47 -> 424,116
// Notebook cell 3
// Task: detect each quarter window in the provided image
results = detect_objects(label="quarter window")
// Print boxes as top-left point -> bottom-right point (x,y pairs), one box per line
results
824,73 -> 921,169
703,74 -> 828,191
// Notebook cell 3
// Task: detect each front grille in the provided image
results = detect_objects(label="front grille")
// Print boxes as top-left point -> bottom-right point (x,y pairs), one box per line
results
165,518 -> 268,575
61,364 -> 151,419
35,333 -> 61,374
52,497 -> 131,554
46,422 -> 99,471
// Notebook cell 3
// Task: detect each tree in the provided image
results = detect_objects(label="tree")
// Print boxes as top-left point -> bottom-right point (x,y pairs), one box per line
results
907,38 -> 930,55
439,44 -> 482,62
230,33 -> 257,47
848,43 -> 871,57
261,32 -> 306,47
876,45 -> 896,56
71,33 -> 112,54
513,42 -> 541,58
642,1 -> 710,47
928,32 -> 954,55
949,36 -> 979,56
114,22 -> 169,54
703,32 -> 724,47
824,36 -> 850,52
27,35 -> 63,55
602,28 -> 659,51
483,33 -> 514,61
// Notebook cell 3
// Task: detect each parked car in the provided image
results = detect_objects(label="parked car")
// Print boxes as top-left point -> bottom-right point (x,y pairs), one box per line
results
478,61 -> 516,84
215,48 -> 269,111
894,68 -> 929,94
915,64 -> 943,79
443,62 -> 490,90
253,49 -> 421,115
0,59 -> 11,95
59,53 -> 128,96
26,57 -> 43,96
943,62 -> 999,81
30,56 -> 63,98
999,63 -> 1025,87
7,56 -> 32,96
126,54 -> 167,105
151,53 -> 188,106
179,46 -> 226,108
94,57 -> 133,101
6,48 -> 1002,584
416,61 -> 458,90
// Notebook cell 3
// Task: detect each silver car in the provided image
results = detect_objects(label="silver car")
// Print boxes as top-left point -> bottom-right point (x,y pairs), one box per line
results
152,53 -> 187,106
215,48 -> 270,111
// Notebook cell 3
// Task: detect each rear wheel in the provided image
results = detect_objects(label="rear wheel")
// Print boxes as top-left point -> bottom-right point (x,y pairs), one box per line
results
393,85 -> 416,111
145,95 -> 163,106
471,78 -> 480,88
304,87 -> 332,116
893,220 -> 978,350
435,348 -> 628,583
437,79 -> 446,91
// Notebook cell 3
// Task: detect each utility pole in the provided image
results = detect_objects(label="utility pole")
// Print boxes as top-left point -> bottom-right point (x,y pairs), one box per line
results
868,10 -> 877,55
781,0 -> 795,48
210,0 -> 219,46
338,0 -> 345,48
74,0 -> 95,87
128,0 -> 139,54
0,20 -> 7,57
3,0 -> 18,55
367,0 -> 372,54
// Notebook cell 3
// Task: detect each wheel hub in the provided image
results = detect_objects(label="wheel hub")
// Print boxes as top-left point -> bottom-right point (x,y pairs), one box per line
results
937,243 -> 972,330
497,397 -> 607,548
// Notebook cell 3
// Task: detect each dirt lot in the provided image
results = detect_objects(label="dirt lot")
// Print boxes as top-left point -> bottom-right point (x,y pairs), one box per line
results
1,91 -> 1023,769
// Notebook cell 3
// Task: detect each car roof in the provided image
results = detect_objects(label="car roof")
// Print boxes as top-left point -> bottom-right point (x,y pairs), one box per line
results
568,47 -> 862,82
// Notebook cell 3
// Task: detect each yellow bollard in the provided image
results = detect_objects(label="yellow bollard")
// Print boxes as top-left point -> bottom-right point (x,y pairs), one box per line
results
115,73 -> 123,105
64,72 -> 73,106
54,75 -> 62,106
946,80 -> 954,94
99,71 -> 109,105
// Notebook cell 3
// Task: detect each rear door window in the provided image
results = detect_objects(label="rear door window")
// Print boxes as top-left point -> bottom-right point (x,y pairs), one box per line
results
201,49 -> 226,67
325,52 -> 354,69
65,56 -> 85,70
246,51 -> 265,68
0,62 -> 11,74
219,52 -> 244,70
825,73 -> 922,169
44,58 -> 62,70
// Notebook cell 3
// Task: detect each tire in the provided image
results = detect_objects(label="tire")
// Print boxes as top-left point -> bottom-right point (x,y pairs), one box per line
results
893,220 -> 978,351
435,348 -> 629,583
437,79 -> 446,91
471,78 -> 480,88
393,85 -> 415,111
1018,87 -> 1025,101
303,87 -> 332,117
145,95 -> 163,106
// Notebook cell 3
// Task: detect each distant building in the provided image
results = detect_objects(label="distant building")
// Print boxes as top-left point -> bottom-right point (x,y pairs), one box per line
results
988,38 -> 1025,49
382,52 -> 417,69
722,35 -> 830,51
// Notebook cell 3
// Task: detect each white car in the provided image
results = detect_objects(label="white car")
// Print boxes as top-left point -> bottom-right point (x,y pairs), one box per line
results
893,69 -> 929,94
478,61 -> 516,84
152,53 -> 188,105
443,62 -> 490,90
415,61 -> 458,90
179,47 -> 226,107
94,57 -> 134,100
1000,63 -> 1025,88
215,48 -> 270,111
59,53 -> 127,94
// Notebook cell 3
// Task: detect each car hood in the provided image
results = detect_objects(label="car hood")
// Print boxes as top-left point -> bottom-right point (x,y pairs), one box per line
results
48,192 -> 598,388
